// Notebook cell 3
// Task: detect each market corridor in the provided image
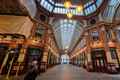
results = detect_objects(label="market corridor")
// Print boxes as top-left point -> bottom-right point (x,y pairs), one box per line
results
36,64 -> 120,80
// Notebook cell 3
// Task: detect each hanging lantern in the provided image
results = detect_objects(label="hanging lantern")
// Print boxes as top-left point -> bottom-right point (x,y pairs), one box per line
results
67,12 -> 73,18
64,0 -> 72,9
76,5 -> 83,12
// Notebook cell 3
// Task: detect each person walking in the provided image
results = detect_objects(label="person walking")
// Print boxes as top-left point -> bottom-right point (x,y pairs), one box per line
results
24,60 -> 38,80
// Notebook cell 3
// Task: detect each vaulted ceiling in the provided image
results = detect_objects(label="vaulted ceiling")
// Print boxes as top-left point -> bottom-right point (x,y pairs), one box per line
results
51,19 -> 83,53
40,0 -> 105,17
46,0 -> 120,54
52,0 -> 93,5
0,0 -> 120,55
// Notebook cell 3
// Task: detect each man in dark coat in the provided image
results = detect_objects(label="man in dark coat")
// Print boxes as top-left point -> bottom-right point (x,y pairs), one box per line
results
24,61 -> 38,80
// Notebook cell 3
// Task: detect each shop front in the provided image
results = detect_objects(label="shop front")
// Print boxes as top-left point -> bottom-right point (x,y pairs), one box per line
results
91,48 -> 107,72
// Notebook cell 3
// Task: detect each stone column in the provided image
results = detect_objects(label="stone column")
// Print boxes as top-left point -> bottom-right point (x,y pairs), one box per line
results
110,28 -> 116,41
85,31 -> 92,70
100,26 -> 112,66
52,55 -> 54,65
29,22 -> 38,38
112,27 -> 120,69
41,29 -> 49,71
115,29 -> 120,61
41,47 -> 48,71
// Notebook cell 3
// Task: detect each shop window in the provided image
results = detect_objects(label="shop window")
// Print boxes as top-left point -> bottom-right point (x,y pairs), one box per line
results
110,48 -> 117,59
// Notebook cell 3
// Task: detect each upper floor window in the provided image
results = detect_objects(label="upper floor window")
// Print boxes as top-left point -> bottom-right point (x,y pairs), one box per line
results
106,29 -> 112,40
91,31 -> 99,41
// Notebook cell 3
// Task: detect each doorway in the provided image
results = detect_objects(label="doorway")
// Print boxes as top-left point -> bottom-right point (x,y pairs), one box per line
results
61,54 -> 69,64
91,49 -> 107,72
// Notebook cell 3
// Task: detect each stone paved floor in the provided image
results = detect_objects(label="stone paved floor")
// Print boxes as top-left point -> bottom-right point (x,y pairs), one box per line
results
0,64 -> 120,80
36,64 -> 120,80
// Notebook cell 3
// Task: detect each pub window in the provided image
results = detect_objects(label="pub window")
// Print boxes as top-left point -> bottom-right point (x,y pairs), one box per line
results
110,48 -> 117,59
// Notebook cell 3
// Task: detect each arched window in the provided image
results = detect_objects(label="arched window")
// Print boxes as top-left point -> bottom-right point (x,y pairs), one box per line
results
61,54 -> 69,64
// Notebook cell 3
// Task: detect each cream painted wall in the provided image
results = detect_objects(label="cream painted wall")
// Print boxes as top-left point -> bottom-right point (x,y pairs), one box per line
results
0,15 -> 33,38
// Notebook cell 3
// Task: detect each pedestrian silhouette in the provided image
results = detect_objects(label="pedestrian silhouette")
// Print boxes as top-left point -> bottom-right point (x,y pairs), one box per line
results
24,60 -> 38,80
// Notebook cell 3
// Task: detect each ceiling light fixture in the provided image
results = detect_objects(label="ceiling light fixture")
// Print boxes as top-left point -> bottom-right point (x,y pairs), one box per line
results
76,5 -> 83,12
64,0 -> 83,18
64,0 -> 72,9
67,12 -> 73,19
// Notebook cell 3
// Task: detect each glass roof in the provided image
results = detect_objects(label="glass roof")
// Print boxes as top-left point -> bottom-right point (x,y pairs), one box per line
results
40,0 -> 103,16
52,19 -> 82,50
102,0 -> 120,22
60,19 -> 76,49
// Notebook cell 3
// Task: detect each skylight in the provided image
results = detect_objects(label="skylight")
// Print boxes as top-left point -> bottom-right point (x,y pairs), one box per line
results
52,19 -> 82,50
109,0 -> 118,6
40,0 -> 54,12
60,19 -> 76,49
40,0 -> 103,16
102,0 -> 120,22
